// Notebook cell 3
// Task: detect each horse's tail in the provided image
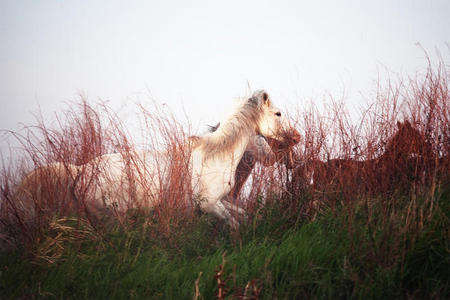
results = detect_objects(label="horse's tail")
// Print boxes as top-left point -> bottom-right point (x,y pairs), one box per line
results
12,162 -> 80,224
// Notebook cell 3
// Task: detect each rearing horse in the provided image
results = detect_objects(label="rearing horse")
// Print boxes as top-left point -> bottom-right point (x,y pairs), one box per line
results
188,90 -> 299,223
205,123 -> 300,215
206,122 -> 300,201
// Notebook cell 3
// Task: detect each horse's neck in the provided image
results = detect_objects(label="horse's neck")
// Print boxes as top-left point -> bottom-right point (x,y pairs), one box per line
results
381,143 -> 406,162
194,133 -> 251,192
206,134 -> 251,171
229,135 -> 251,170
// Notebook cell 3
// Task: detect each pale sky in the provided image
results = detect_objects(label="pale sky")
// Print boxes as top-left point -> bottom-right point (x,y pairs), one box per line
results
1,1 -> 449,155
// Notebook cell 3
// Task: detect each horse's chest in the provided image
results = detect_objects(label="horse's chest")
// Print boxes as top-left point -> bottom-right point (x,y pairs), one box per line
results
193,163 -> 235,195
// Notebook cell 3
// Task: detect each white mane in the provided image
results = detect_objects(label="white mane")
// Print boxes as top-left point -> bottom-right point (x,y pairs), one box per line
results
196,91 -> 269,158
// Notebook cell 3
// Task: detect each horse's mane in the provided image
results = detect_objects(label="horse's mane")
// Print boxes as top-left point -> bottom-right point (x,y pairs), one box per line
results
195,90 -> 270,158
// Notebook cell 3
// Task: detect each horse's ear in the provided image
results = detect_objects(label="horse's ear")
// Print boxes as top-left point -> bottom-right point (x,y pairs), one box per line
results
397,121 -> 402,129
249,90 -> 270,106
260,91 -> 271,106
404,120 -> 412,128
248,96 -> 259,106
262,92 -> 269,103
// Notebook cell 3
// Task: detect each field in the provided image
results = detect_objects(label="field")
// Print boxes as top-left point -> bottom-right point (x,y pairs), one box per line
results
0,58 -> 449,299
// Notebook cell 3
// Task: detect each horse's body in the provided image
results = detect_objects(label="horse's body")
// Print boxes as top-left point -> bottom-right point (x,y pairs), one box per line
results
79,150 -> 170,213
14,90 -> 300,225
206,123 -> 300,201
291,120 -> 428,195
13,162 -> 80,222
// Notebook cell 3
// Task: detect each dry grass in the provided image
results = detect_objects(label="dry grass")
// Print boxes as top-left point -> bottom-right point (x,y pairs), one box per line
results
0,98 -> 197,252
0,53 -> 448,264
0,53 -> 448,299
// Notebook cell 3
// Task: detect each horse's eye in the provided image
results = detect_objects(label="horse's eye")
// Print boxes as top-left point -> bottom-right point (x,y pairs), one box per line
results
275,112 -> 281,117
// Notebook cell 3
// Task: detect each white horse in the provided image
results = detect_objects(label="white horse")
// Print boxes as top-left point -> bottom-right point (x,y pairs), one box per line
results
14,90 -> 300,225
206,123 -> 300,215
184,89 -> 300,224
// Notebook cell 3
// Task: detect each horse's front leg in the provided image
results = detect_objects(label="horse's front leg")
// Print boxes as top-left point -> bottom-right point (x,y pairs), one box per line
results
221,197 -> 246,217
206,200 -> 240,227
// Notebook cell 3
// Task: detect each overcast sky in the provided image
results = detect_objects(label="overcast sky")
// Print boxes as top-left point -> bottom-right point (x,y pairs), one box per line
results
1,0 -> 449,155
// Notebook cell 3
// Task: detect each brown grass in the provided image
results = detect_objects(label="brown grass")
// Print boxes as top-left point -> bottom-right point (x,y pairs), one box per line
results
0,53 -> 449,253
0,98 -> 197,250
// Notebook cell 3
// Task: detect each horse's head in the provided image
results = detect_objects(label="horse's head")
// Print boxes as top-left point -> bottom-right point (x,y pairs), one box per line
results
249,90 -> 301,146
248,90 -> 301,167
386,120 -> 426,158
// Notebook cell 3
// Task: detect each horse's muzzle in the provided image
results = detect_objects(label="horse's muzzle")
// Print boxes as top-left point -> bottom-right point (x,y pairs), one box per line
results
289,129 -> 302,145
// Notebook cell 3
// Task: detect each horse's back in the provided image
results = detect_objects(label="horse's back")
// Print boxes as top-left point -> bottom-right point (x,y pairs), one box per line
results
79,151 -> 170,212
12,162 -> 79,222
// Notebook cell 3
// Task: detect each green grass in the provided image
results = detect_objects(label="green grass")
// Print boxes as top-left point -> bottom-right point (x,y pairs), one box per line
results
1,188 -> 449,299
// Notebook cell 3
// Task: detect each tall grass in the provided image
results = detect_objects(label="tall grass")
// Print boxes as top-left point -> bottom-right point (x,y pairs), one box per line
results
0,56 -> 449,299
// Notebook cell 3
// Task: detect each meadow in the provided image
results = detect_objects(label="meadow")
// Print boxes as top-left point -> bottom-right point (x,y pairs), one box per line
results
0,58 -> 449,299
